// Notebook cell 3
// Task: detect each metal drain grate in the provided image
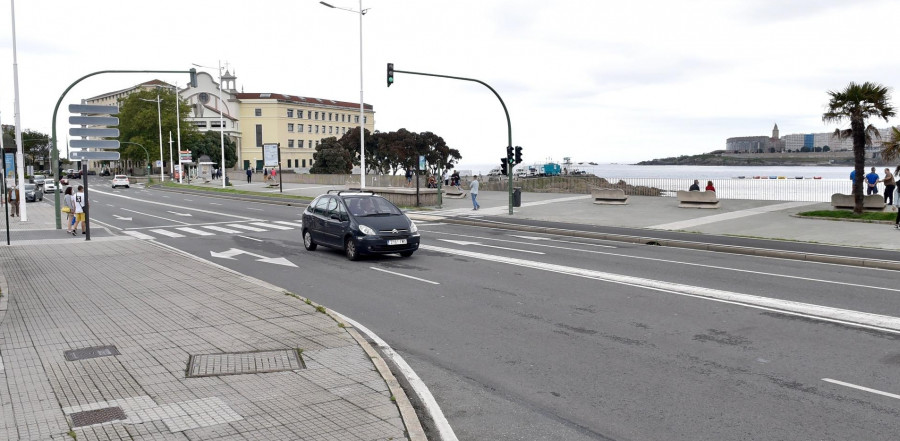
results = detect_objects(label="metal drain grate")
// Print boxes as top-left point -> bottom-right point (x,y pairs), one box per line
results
64,345 -> 120,361
70,406 -> 126,428
186,349 -> 304,378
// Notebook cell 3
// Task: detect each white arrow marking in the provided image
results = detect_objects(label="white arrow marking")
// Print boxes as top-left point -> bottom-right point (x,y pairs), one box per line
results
113,215 -> 132,221
209,248 -> 297,267
166,211 -> 192,217
438,239 -> 545,254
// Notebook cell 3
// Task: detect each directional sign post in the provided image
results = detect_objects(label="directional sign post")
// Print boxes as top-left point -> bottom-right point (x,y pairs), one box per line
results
70,151 -> 120,161
69,103 -> 120,242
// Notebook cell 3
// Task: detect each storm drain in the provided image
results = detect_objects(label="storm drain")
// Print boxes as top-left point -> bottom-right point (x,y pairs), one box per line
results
186,349 -> 304,378
70,406 -> 126,428
64,345 -> 120,361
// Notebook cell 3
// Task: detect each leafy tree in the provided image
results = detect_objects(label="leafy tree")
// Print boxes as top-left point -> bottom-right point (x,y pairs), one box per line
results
881,127 -> 900,162
183,130 -> 237,168
823,82 -> 895,213
310,137 -> 352,174
822,145 -> 831,152
118,87 -> 196,162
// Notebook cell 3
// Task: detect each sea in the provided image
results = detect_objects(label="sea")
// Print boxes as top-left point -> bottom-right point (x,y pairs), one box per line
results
458,163 -> 858,179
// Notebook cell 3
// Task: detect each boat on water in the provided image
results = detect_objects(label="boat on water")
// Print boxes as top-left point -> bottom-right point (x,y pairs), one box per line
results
588,162 -> 598,165
813,176 -> 822,179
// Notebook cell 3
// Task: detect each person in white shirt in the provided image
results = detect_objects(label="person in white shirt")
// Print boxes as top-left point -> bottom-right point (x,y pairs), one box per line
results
73,185 -> 86,235
470,176 -> 480,210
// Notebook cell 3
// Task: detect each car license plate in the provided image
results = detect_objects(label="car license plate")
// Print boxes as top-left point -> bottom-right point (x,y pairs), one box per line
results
388,239 -> 407,245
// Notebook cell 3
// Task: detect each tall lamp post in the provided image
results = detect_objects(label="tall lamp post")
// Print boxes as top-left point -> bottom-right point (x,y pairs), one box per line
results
320,0 -> 367,189
138,96 -> 163,183
157,84 -> 183,182
192,62 -> 227,188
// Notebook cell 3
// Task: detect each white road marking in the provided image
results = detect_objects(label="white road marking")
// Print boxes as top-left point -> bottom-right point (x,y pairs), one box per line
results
150,229 -> 185,238
273,220 -> 304,227
247,207 -> 264,211
209,247 -> 296,267
121,208 -> 190,225
421,244 -> 900,334
371,267 -> 440,285
88,188 -> 259,220
249,222 -> 293,230
184,199 -> 193,202
113,214 -> 132,221
438,239 -> 545,254
89,218 -> 122,231
105,204 -> 114,207
210,202 -> 222,205
201,225 -> 242,234
237,235 -> 263,242
228,224 -> 267,232
822,378 -> 900,400
166,211 -> 192,217
176,227 -> 215,236
650,201 -> 819,230
122,230 -> 154,240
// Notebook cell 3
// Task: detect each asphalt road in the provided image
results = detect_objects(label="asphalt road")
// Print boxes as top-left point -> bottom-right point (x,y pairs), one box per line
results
84,183 -> 900,440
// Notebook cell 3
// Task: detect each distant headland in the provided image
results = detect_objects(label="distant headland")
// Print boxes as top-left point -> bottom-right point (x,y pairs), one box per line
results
637,150 -> 891,167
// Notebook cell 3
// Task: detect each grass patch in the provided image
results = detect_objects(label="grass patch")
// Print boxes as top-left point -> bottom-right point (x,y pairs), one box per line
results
797,210 -> 896,221
338,322 -> 345,328
284,291 -> 301,300
304,298 -> 312,305
161,181 -> 313,201
315,305 -> 326,314
67,429 -> 77,439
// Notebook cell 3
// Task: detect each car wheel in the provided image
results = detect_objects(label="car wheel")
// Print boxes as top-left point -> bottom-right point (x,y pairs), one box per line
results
125,185 -> 129,188
303,230 -> 317,251
345,237 -> 360,261
400,251 -> 414,258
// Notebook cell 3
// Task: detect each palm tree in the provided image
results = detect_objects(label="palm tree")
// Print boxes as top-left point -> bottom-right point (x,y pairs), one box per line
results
823,82 -> 895,213
881,126 -> 900,162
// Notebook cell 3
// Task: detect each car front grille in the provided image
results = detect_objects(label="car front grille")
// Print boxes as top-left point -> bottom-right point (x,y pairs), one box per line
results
378,229 -> 408,235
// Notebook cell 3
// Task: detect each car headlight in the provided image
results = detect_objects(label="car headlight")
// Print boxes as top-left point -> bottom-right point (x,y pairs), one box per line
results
358,224 -> 376,236
409,220 -> 418,233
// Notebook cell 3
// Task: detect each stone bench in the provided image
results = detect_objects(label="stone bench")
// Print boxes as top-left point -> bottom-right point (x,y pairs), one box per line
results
677,190 -> 720,208
830,193 -> 886,210
591,188 -> 628,205
444,189 -> 468,199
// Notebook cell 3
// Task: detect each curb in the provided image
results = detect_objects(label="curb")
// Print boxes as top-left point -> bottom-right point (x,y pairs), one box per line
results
416,216 -> 900,271
789,213 -> 896,225
153,185 -> 311,207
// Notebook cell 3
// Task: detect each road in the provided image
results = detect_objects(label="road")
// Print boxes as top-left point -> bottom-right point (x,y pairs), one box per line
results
82,182 -> 900,440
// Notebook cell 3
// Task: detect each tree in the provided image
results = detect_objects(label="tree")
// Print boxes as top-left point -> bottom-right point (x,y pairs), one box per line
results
118,88 -> 196,163
183,130 -> 237,169
310,137 -> 352,174
823,82 -> 895,213
880,127 -> 900,162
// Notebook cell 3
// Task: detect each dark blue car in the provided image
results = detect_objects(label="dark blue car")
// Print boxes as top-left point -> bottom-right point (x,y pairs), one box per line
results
302,190 -> 420,260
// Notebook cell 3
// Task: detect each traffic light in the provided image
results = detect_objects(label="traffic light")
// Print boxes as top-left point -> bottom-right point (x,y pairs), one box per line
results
500,158 -> 508,175
506,146 -> 514,165
514,146 -> 522,165
189,68 -> 198,87
387,63 -> 394,87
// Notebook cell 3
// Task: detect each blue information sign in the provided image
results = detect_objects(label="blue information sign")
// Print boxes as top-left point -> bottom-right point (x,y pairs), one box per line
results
4,153 -> 13,176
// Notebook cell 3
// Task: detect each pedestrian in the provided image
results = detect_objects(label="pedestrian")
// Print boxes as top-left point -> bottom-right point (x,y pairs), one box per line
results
246,167 -> 252,183
73,185 -> 86,235
452,170 -> 461,190
63,187 -> 76,234
881,167 -> 895,205
689,180 -> 700,191
7,184 -> 19,217
705,180 -> 716,192
470,175 -> 480,211
405,168 -> 412,187
865,167 -> 879,195
893,168 -> 900,229
442,170 -> 448,186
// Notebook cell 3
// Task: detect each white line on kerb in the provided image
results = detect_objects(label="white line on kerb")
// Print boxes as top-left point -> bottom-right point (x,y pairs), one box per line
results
822,378 -> 900,400
370,267 -> 440,285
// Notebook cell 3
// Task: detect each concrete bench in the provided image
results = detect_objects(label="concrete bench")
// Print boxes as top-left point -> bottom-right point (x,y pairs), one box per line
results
444,189 -> 468,199
830,193 -> 886,210
591,188 -> 628,205
677,190 -> 720,208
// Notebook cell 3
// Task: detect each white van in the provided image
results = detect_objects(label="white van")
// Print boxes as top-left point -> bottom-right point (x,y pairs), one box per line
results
487,168 -> 503,177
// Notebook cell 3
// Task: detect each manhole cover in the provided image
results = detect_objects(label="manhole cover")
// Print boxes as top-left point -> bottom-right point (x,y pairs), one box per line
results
64,345 -> 120,361
70,406 -> 126,428
186,349 -> 304,378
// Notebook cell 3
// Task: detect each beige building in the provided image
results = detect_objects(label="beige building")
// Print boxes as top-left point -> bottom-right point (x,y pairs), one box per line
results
235,93 -> 374,171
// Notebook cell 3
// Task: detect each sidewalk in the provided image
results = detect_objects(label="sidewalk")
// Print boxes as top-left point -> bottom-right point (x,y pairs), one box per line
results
0,206 -> 423,439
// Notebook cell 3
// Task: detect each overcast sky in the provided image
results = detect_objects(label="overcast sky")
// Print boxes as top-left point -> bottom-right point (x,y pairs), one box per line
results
2,0 -> 900,172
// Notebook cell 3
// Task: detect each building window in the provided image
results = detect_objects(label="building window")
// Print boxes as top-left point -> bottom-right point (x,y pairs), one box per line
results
315,140 -> 319,147
299,140 -> 304,148
287,109 -> 293,117
308,124 -> 312,133
288,123 -> 294,132
193,121 -> 207,128
341,114 -> 345,122
211,121 -> 222,128
364,116 -> 367,124
315,126 -> 319,134
288,139 -> 294,148
298,110 -> 303,119
307,111 -> 311,119
255,124 -> 263,147
255,108 -> 262,116
315,111 -> 319,120
355,115 -> 359,123
329,112 -> 333,121
329,126 -> 333,134
302,159 -> 306,167
299,124 -> 304,133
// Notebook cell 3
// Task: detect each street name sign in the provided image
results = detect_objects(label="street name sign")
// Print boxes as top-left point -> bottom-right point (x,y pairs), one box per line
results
70,151 -> 120,161
69,116 -> 119,126
70,140 -> 120,149
68,104 -> 120,114
69,128 -> 119,138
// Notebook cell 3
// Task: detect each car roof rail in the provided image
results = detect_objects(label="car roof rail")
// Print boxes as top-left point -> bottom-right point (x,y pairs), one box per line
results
327,189 -> 376,196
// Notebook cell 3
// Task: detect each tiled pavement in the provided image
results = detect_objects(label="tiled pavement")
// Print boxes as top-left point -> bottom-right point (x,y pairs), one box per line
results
0,238 -> 419,440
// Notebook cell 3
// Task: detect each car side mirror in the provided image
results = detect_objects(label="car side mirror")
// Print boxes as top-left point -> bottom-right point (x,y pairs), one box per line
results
330,213 -> 341,221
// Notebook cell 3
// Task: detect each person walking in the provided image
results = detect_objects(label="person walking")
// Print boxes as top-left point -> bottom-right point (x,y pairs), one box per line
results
7,184 -> 19,217
73,185 -> 86,235
865,167 -> 879,195
470,175 -> 480,211
405,168 -> 413,187
881,167 -> 895,205
246,167 -> 253,184
893,172 -> 900,229
63,187 -> 76,234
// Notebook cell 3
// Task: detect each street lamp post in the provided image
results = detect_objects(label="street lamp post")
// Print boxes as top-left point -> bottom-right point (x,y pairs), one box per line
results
320,0 -> 368,189
138,96 -> 164,183
192,62 -> 227,188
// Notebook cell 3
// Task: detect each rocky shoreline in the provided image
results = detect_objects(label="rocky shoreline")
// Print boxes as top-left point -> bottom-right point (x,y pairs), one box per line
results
637,153 -> 890,167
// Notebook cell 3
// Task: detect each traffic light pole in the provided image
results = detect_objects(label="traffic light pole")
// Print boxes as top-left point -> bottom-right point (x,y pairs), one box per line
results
50,68 -> 197,229
391,68 -> 514,215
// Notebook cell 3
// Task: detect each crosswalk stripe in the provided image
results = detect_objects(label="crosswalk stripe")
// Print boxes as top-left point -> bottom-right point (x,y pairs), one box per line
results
201,225 -> 243,234
249,222 -> 293,230
175,227 -> 215,236
228,224 -> 267,232
122,230 -> 154,240
150,229 -> 185,238
273,220 -> 303,228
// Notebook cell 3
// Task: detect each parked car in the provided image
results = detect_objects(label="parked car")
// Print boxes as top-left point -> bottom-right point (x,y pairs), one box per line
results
301,190 -> 420,260
23,183 -> 43,202
111,175 -> 130,188
43,180 -> 58,193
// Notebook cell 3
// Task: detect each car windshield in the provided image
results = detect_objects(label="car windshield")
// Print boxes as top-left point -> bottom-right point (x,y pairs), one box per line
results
344,196 -> 402,217
24,184 -> 36,191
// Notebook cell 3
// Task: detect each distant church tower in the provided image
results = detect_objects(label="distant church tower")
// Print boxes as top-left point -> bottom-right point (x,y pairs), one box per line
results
772,123 -> 779,140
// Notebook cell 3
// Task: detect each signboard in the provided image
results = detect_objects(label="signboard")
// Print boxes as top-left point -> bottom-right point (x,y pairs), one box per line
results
69,151 -> 120,161
69,116 -> 119,126
70,140 -> 120,149
174,164 -> 181,173
68,104 -> 119,115
155,160 -> 163,167
263,143 -> 279,167
419,155 -> 426,170
4,153 -> 13,176
69,128 -> 119,138
179,150 -> 193,161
